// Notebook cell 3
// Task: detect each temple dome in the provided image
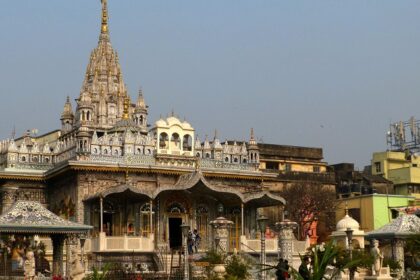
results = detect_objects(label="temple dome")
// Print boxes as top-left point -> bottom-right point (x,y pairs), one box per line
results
155,118 -> 167,127
336,213 -> 360,231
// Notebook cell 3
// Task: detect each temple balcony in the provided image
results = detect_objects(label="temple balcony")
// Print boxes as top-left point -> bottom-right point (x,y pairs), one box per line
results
88,233 -> 155,252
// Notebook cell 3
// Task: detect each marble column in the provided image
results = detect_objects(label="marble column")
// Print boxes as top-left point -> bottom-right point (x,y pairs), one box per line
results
276,220 -> 298,263
392,239 -> 405,278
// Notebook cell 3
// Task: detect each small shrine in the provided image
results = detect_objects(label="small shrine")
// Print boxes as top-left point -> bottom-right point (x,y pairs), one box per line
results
0,200 -> 92,277
366,214 -> 420,279
331,208 -> 365,249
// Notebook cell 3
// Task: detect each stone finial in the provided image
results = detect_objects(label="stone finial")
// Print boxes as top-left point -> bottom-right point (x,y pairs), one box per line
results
136,88 -> 146,109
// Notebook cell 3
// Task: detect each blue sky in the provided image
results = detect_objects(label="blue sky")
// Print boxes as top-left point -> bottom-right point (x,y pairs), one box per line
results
1,1 -> 420,168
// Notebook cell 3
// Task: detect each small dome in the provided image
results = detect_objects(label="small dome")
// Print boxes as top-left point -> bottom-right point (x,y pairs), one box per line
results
182,121 -> 193,130
155,119 -> 167,127
166,116 -> 182,126
336,214 -> 360,231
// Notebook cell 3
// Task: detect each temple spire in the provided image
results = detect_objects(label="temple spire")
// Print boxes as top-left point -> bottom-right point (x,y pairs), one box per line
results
101,0 -> 109,34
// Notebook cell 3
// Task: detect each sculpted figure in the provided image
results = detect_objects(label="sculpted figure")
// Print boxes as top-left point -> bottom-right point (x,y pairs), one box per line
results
24,251 -> 36,280
371,239 -> 384,276
69,249 -> 85,280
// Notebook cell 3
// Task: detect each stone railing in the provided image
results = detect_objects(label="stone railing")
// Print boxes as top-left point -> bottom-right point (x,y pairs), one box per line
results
89,233 -> 154,252
201,159 -> 259,172
240,235 -> 278,253
89,154 -> 156,166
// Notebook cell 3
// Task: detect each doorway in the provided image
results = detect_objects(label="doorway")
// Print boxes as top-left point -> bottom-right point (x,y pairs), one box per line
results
168,217 -> 183,249
103,212 -> 113,236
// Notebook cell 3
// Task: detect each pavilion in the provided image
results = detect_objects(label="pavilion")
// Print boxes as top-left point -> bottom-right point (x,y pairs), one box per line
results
0,200 -> 92,276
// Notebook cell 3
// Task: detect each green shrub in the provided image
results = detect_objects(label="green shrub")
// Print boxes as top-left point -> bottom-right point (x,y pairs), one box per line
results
225,255 -> 250,280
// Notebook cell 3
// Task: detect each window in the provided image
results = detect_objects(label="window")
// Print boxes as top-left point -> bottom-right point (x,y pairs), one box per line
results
374,162 -> 381,173
159,133 -> 169,148
266,162 -> 279,170
171,133 -> 180,149
225,157 -> 230,162
313,166 -> 320,173
285,163 -> 292,172
183,134 -> 192,151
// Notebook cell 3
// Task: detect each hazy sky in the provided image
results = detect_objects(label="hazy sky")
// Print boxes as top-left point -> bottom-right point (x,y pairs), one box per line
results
1,1 -> 420,168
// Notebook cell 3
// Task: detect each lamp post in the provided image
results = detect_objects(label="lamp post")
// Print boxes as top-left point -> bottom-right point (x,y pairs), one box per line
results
257,215 -> 269,280
345,228 -> 354,280
180,223 -> 190,280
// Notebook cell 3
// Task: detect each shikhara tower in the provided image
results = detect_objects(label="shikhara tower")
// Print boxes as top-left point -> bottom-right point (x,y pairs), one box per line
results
71,0 -> 148,132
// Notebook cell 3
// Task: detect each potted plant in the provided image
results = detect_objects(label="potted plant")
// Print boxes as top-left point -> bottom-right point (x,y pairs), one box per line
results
199,249 -> 227,279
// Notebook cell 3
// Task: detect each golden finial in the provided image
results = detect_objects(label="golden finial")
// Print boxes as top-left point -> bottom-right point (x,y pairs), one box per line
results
345,201 -> 349,216
101,0 -> 109,34
123,97 -> 129,120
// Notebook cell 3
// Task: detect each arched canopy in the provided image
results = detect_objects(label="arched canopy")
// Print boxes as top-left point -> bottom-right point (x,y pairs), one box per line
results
83,172 -> 286,208
243,191 -> 286,208
84,184 -> 152,202
154,172 -> 285,208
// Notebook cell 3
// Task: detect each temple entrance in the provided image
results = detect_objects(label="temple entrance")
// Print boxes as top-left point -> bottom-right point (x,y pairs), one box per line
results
168,217 -> 182,249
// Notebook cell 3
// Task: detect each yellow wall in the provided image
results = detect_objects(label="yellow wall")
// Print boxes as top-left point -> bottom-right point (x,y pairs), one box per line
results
336,194 -> 415,232
372,151 -> 420,185
336,197 -> 374,231
260,159 -> 327,173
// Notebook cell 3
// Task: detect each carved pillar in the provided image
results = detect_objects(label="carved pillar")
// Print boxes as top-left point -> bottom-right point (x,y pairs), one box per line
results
241,203 -> 244,236
100,197 -> 104,233
210,216 -> 234,253
276,220 -> 298,263
150,199 -> 153,235
392,239 -> 405,278
51,234 -> 65,276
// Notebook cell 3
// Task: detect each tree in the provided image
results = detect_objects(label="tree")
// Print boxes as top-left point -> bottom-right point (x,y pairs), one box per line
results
279,182 -> 337,240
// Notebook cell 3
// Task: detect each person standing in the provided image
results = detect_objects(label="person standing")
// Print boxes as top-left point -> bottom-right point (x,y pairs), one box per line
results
275,258 -> 285,280
193,229 -> 201,253
283,260 -> 290,280
187,230 -> 194,254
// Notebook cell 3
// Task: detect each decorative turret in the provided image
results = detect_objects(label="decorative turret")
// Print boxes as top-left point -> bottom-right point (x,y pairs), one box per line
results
133,88 -> 148,134
212,130 -> 223,160
248,128 -> 259,164
194,136 -> 202,157
61,96 -> 75,132
203,135 -> 211,158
